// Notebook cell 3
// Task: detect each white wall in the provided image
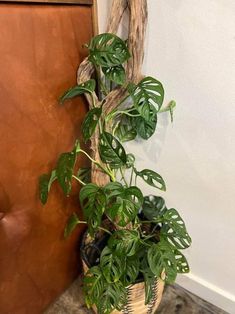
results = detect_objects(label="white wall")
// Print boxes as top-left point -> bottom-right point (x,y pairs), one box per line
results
97,1 -> 235,312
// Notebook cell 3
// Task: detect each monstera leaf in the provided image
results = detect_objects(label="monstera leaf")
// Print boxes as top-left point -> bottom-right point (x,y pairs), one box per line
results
161,208 -> 192,249
39,170 -> 57,204
79,183 -> 106,235
59,79 -> 96,104
135,109 -> 157,140
147,240 -> 177,284
136,169 -> 166,191
100,247 -> 125,283
128,76 -> 164,120
105,185 -> 143,227
121,256 -> 140,286
108,229 -> 140,256
76,167 -> 91,184
142,195 -> 167,221
174,249 -> 190,273
88,33 -> 130,67
114,122 -> 137,142
82,107 -> 102,142
99,132 -> 127,169
102,65 -> 126,85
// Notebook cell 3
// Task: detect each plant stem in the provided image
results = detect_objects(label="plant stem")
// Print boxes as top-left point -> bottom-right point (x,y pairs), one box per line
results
95,65 -> 109,97
120,168 -> 128,187
72,175 -> 86,186
130,167 -> 134,186
75,220 -> 112,235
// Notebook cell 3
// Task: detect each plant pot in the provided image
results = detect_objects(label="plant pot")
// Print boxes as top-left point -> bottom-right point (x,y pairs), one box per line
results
80,230 -> 165,314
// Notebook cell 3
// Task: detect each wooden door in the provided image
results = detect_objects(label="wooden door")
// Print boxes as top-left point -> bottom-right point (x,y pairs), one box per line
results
0,1 -> 94,313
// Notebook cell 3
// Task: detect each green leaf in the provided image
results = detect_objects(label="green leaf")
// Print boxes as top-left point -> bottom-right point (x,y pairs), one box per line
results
142,195 -> 167,221
136,169 -> 166,191
56,151 -> 76,196
88,33 -> 131,67
83,266 -> 106,308
108,230 -> 140,256
64,212 -> 80,238
39,170 -> 57,204
121,256 -> 140,286
100,247 -> 124,283
99,132 -> 127,169
161,208 -> 192,249
114,121 -> 137,142
102,65 -> 126,85
77,167 -> 91,184
82,107 -> 102,142
147,240 -> 177,284
174,249 -> 190,273
126,153 -> 135,168
128,76 -> 164,119
105,185 -> 143,227
59,79 -> 96,104
79,183 -> 106,235
135,109 -> 157,140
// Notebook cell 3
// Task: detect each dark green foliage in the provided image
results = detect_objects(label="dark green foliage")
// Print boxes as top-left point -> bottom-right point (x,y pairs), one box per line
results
59,79 -> 96,104
102,65 -> 126,85
39,170 -> 57,204
135,169 -> 166,191
82,107 -> 102,142
64,212 -> 80,238
88,33 -> 130,67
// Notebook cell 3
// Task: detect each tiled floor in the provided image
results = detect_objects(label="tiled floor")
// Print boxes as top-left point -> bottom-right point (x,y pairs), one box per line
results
44,278 -> 228,314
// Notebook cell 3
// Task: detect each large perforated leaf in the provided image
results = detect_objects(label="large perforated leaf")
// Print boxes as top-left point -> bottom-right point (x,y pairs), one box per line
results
136,169 -> 166,191
102,65 -> 126,85
99,132 -> 127,169
100,247 -> 124,283
128,76 -> 164,119
108,230 -> 140,257
88,33 -> 130,67
142,195 -> 167,221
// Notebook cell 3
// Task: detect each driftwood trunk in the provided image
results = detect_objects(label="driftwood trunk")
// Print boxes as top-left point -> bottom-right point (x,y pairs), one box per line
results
77,0 -> 148,186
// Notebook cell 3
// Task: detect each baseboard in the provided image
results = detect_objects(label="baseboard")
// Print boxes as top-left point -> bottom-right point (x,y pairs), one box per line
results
176,273 -> 235,314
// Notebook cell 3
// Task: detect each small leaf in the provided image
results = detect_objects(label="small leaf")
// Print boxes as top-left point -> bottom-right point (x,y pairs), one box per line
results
108,230 -> 140,256
136,169 -> 166,191
142,195 -> 167,221
56,151 -> 76,196
100,247 -> 125,283
135,110 -> 157,140
99,132 -> 127,169
88,33 -> 131,67
64,212 -> 79,238
39,170 -> 57,204
59,79 -> 96,104
102,65 -> 126,85
126,153 -> 135,168
121,256 -> 140,286
79,183 -> 106,235
82,107 -> 102,142
147,240 -> 177,284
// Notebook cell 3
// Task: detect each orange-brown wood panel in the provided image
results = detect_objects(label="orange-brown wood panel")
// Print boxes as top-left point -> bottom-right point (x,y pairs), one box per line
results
0,3 -> 93,313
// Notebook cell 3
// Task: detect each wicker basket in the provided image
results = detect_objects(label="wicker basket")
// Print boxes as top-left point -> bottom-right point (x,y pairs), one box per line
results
81,231 -> 164,314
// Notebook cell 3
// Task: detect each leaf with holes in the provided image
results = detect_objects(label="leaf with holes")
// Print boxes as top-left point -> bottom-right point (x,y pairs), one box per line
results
102,65 -> 126,85
140,254 -> 156,305
83,266 -> 106,308
128,76 -> 164,120
142,195 -> 167,221
147,240 -> 177,284
100,247 -> 125,283
82,107 -> 102,142
59,79 -> 96,104
56,150 -> 76,196
105,186 -> 143,227
39,170 -> 57,204
174,249 -> 190,273
121,256 -> 140,286
126,153 -> 135,168
64,212 -> 80,238
97,280 -> 127,314
79,183 -> 106,235
108,230 -> 140,256
88,33 -> 130,67
114,122 -> 137,142
136,169 -> 166,191
99,132 -> 127,169
161,208 -> 192,249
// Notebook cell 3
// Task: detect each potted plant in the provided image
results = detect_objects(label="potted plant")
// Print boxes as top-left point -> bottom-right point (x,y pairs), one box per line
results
39,33 -> 191,314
